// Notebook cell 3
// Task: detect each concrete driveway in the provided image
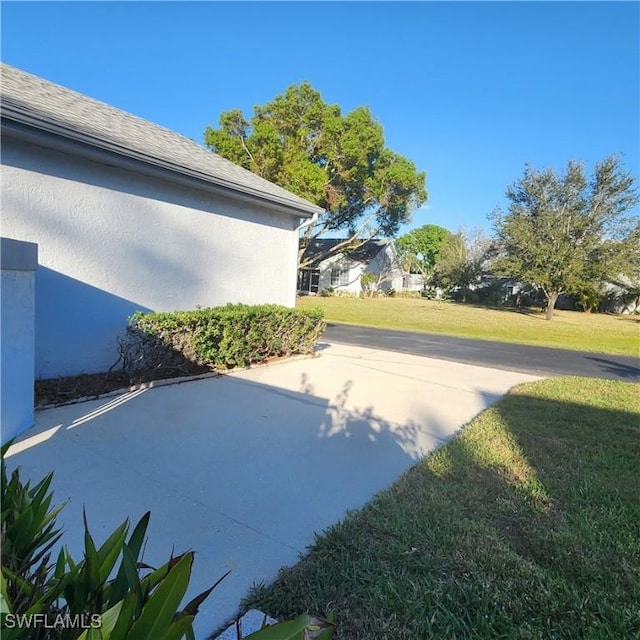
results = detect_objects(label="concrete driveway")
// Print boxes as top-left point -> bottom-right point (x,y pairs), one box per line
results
6,343 -> 539,638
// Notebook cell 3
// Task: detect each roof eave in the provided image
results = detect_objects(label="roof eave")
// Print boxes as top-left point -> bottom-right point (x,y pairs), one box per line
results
1,107 -> 323,219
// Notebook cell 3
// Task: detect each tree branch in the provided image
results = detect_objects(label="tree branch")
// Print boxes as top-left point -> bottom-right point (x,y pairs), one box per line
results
238,134 -> 255,165
298,215 -> 381,269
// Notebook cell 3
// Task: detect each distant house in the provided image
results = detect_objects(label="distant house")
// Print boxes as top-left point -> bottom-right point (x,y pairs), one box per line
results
402,273 -> 427,292
598,276 -> 640,314
298,239 -> 405,295
1,63 -> 323,380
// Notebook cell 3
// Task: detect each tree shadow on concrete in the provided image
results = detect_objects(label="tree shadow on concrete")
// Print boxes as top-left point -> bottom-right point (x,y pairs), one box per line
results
247,382 -> 640,639
311,379 -> 449,462
6,367 -> 475,638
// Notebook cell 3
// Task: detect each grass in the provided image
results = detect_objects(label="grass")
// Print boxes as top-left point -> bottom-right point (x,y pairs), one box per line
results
245,377 -> 640,639
297,296 -> 640,357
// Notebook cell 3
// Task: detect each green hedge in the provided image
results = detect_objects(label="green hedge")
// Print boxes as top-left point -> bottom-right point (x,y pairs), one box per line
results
121,304 -> 325,381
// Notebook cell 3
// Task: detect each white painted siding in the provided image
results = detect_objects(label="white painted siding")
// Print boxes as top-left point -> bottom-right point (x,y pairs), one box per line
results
317,254 -> 363,295
313,242 -> 407,295
402,274 -> 425,291
2,137 -> 301,378
365,243 -> 405,291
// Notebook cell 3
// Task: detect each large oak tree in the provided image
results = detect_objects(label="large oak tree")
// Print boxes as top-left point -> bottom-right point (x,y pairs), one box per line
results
491,156 -> 639,320
204,82 -> 427,267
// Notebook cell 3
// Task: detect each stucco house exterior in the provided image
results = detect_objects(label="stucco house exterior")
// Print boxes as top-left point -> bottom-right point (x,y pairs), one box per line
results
1,63 -> 324,382
298,238 -> 405,295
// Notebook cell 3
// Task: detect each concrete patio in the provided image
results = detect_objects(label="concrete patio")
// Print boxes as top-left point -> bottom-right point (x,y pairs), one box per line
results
6,343 -> 539,638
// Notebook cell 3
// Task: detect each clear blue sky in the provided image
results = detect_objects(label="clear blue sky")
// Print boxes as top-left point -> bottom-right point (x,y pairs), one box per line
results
2,1 -> 638,236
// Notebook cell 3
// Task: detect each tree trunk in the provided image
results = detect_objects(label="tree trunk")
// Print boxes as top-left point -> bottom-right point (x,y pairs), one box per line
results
545,291 -> 559,320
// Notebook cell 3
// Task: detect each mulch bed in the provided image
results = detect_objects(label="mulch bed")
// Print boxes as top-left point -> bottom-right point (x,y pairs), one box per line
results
34,352 -> 315,408
34,372 -> 134,407
34,365 -> 214,407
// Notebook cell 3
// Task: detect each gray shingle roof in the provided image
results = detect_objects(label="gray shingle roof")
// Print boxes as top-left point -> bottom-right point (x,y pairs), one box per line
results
0,64 -> 323,217
301,238 -> 390,267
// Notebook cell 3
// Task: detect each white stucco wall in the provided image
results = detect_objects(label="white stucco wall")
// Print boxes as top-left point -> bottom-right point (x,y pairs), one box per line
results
2,136 -> 301,378
1,239 -> 37,443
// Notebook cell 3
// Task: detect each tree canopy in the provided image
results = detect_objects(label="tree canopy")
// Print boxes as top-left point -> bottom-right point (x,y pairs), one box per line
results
204,82 -> 427,266
432,228 -> 492,301
396,224 -> 451,279
491,156 -> 639,319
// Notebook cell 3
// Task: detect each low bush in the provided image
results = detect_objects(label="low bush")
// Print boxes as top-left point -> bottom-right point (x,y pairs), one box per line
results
119,304 -> 325,382
473,281 -> 508,306
420,287 -> 442,300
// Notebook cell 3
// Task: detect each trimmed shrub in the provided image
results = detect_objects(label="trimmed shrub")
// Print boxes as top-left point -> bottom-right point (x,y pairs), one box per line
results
119,304 -> 325,381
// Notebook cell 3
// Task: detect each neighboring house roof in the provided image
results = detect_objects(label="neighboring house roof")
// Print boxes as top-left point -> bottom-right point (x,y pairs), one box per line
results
0,64 -> 323,219
300,238 -> 391,268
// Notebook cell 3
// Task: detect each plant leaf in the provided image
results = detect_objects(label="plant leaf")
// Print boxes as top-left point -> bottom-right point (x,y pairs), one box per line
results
127,552 -> 193,640
77,600 -> 123,640
159,614 -> 195,640
244,614 -> 334,640
181,569 -> 230,617
96,520 -> 129,581
108,591 -> 139,640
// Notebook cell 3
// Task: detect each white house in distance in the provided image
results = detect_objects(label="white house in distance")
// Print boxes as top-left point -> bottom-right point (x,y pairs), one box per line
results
1,63 -> 323,385
298,238 -> 405,295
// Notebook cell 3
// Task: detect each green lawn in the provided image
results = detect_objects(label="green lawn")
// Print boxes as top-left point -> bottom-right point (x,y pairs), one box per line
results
296,296 -> 640,357
245,378 -> 640,639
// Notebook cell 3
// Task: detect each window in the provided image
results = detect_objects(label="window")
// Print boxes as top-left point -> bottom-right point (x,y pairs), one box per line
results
331,269 -> 349,287
298,269 -> 320,294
